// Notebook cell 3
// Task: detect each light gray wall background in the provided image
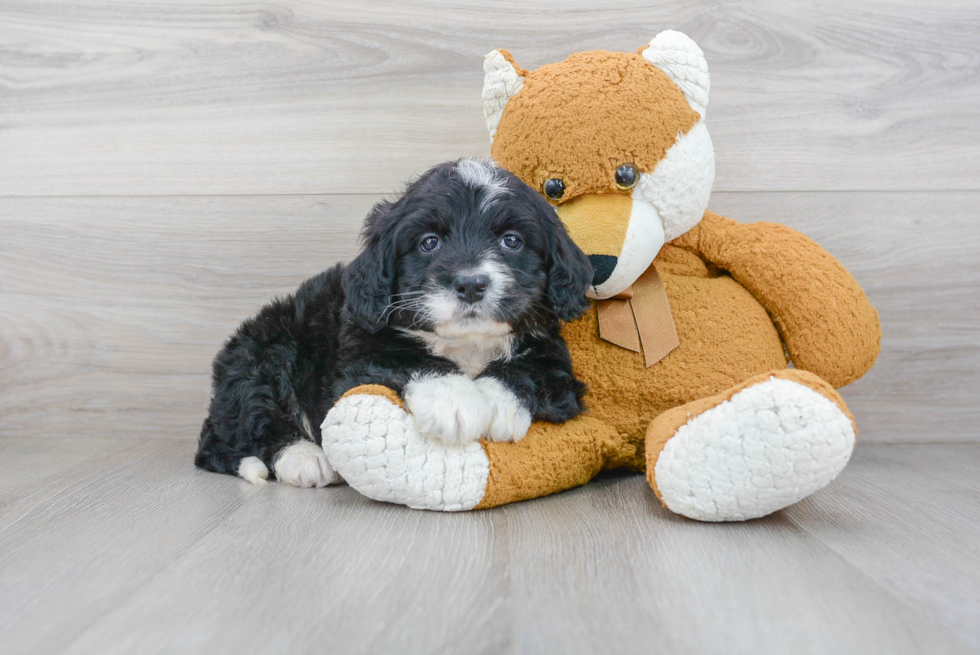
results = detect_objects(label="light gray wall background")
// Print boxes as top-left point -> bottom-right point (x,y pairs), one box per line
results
2,0 -> 978,443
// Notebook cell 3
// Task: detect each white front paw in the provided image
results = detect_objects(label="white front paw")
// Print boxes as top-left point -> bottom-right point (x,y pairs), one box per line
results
274,440 -> 341,488
474,377 -> 532,443
404,374 -> 490,446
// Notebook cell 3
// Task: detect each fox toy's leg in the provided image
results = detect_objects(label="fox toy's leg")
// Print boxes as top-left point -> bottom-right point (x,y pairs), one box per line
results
321,385 -> 631,511
645,369 -> 856,522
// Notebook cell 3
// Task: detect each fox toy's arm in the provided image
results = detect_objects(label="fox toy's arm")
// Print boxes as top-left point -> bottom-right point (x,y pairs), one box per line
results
672,211 -> 881,388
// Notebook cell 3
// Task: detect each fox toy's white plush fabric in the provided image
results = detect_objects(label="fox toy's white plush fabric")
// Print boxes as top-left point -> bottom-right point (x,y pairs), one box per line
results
322,31 -> 880,520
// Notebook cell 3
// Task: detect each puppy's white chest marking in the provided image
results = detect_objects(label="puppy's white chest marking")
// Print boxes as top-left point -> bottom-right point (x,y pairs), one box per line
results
402,329 -> 514,377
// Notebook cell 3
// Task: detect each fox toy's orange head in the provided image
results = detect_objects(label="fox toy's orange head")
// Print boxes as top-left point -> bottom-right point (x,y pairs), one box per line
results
483,30 -> 715,299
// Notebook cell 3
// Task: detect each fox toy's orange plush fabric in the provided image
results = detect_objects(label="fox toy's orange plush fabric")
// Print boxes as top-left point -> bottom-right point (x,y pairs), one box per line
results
321,31 -> 881,521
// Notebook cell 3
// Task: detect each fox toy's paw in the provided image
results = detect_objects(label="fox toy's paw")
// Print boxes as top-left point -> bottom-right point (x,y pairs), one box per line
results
321,385 -> 491,511
323,385 -> 629,512
647,370 -> 856,522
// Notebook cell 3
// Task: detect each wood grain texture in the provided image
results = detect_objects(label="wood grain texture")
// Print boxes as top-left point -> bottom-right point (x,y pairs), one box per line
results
2,192 -> 976,443
0,439 -> 256,655
1,0 -> 978,195
787,444 -> 980,650
0,195 -> 371,439
0,439 -> 976,654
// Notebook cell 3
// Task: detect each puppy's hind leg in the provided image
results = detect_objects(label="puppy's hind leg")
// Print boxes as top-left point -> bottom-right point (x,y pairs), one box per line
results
195,416 -> 277,485
273,436 -> 343,488
196,286 -> 346,488
196,415 -> 341,489
238,456 -> 270,485
268,407 -> 344,488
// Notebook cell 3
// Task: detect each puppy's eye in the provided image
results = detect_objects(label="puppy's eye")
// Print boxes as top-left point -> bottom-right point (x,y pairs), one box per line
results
419,235 -> 441,253
543,178 -> 565,201
501,234 -> 523,250
614,164 -> 639,190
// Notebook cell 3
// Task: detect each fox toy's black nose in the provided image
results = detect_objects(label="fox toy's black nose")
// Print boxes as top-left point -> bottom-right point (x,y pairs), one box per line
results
589,255 -> 617,287
454,274 -> 490,304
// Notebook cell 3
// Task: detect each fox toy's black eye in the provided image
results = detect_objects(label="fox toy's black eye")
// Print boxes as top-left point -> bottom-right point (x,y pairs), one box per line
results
419,235 -> 441,252
615,164 -> 638,190
501,234 -> 523,250
543,178 -> 565,201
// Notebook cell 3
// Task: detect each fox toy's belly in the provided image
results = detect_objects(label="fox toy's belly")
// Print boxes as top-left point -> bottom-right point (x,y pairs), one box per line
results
565,270 -> 786,442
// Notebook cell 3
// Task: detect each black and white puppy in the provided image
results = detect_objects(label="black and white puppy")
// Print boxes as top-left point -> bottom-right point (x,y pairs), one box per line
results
195,159 -> 594,487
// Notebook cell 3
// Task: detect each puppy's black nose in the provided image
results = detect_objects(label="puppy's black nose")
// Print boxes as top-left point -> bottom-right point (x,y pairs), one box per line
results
454,274 -> 490,304
589,255 -> 617,286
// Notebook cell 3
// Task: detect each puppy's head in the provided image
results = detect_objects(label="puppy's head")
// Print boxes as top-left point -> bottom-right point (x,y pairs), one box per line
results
343,158 -> 593,336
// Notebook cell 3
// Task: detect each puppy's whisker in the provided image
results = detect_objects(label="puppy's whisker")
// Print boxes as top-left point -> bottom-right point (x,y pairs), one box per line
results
381,298 -> 425,324
385,297 -> 424,308
387,291 -> 426,300
381,305 -> 416,322
382,307 -> 419,323
405,304 -> 433,330
383,298 -> 422,309
382,292 -> 425,311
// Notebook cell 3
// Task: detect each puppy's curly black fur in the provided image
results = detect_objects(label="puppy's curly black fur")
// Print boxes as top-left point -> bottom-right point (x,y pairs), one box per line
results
196,159 -> 594,483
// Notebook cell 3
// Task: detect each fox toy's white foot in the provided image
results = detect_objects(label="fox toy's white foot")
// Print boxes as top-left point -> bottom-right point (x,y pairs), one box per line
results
321,389 -> 490,511
652,376 -> 856,522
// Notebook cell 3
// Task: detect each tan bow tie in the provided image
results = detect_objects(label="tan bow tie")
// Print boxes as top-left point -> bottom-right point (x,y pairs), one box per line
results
596,265 -> 679,367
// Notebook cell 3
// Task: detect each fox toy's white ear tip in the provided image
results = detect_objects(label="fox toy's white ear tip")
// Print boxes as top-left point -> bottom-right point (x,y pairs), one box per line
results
483,49 -> 525,141
641,30 -> 710,117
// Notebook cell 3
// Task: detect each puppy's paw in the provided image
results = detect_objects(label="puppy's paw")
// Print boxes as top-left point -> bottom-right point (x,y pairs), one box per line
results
238,456 -> 269,485
404,374 -> 490,446
274,440 -> 342,488
475,376 -> 532,443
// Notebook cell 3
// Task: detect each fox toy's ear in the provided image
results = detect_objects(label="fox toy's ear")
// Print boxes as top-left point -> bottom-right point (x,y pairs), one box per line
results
483,49 -> 526,141
640,30 -> 710,117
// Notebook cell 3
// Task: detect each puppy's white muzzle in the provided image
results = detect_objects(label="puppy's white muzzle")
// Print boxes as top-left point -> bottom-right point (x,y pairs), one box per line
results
423,256 -> 514,329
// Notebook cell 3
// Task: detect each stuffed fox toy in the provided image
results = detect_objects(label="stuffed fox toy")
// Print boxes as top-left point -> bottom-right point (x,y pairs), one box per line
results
321,30 -> 881,521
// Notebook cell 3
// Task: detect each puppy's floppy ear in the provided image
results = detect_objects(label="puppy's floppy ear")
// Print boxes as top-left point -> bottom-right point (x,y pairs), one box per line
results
343,200 -> 398,333
538,197 -> 593,322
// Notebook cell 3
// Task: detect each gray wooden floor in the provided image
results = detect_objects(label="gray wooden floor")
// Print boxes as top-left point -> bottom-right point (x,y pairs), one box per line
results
0,440 -> 977,654
2,1 -> 980,653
